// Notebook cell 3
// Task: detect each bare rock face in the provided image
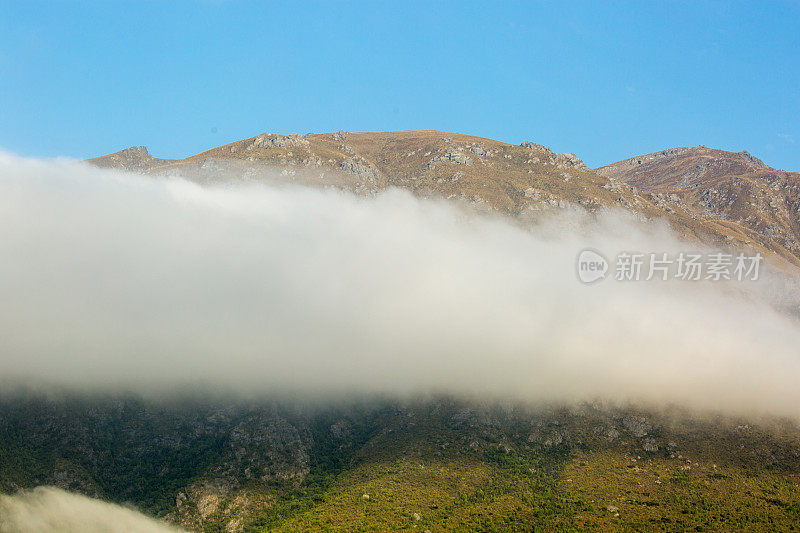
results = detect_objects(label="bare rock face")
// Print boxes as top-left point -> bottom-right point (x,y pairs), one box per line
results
737,150 -> 766,168
177,479 -> 231,521
88,146 -> 161,172
249,133 -> 309,150
520,141 -> 553,154
171,478 -> 274,532
623,415 -> 652,438
466,143 -> 489,157
339,157 -> 381,189
428,148 -> 473,167
228,412 -> 312,483
556,152 -> 588,170
519,142 -> 587,170
523,187 -> 541,199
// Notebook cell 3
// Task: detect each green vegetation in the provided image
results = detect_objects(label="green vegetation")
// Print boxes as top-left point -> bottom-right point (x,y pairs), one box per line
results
2,396 -> 800,531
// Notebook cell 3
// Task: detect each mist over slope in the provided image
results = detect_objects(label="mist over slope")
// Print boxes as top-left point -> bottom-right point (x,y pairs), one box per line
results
0,487 -> 183,533
1,152 -> 800,416
88,130 -> 800,266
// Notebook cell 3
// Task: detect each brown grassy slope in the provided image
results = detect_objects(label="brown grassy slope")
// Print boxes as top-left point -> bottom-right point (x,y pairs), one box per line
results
88,131 -> 800,268
598,146 -> 800,259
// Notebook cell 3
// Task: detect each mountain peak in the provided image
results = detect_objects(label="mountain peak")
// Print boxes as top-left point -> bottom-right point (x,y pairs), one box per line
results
88,145 -> 174,172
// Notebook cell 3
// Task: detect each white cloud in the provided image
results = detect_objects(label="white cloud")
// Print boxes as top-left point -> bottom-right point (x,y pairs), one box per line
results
1,152 -> 800,417
0,487 -> 183,533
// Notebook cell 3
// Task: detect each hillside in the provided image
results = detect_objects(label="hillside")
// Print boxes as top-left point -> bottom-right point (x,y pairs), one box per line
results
2,131 -> 787,532
598,146 -> 800,258
2,394 -> 800,532
89,131 -> 800,269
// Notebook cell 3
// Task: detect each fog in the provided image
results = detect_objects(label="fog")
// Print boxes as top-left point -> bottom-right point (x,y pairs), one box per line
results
0,487 -> 183,533
1,152 -> 800,417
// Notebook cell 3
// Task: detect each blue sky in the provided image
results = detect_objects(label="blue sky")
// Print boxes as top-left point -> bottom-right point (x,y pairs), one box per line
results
1,1 -> 798,170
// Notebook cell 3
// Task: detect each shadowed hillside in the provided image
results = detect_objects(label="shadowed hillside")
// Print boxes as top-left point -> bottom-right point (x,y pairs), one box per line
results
2,394 -> 800,532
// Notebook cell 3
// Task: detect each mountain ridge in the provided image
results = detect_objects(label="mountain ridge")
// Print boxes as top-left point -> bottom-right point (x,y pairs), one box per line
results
598,145 -> 800,258
87,131 -> 800,269
1,132 -> 797,532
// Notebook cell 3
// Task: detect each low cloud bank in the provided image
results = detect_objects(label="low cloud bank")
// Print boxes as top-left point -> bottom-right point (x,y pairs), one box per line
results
0,487 -> 182,533
1,153 -> 800,416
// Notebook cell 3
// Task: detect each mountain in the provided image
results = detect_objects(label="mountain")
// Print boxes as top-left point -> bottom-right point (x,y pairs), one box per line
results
89,131 -> 800,268
3,132 -> 785,531
597,146 -> 800,259
89,145 -> 176,173
3,394 -> 800,532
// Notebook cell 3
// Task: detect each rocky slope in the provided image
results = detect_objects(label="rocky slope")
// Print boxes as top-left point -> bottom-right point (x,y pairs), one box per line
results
24,132 -> 796,531
2,394 -> 800,532
90,146 -> 176,173
88,131 -> 800,268
597,146 -> 800,258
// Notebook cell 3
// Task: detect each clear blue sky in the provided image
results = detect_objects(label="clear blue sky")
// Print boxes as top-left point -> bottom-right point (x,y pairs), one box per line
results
1,1 -> 798,170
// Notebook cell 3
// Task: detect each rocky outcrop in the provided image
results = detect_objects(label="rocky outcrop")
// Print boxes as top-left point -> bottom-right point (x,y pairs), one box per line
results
87,146 -> 174,173
622,415 -> 652,438
555,152 -> 588,170
520,141 -> 553,153
428,148 -> 473,167
228,412 -> 312,483
249,133 -> 309,150
339,157 -> 381,188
